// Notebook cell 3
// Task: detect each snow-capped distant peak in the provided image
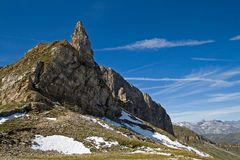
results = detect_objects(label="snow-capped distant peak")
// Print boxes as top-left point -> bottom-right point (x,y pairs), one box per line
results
175,120 -> 240,135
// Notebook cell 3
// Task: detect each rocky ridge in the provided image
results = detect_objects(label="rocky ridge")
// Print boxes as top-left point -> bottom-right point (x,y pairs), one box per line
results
0,21 -> 173,134
100,67 -> 174,134
176,120 -> 240,135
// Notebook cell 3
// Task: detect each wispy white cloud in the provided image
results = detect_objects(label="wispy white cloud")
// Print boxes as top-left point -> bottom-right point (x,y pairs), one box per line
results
134,67 -> 240,122
223,68 -> 240,77
230,35 -> 240,41
95,38 -> 214,51
124,63 -> 157,74
125,76 -> 229,87
191,57 -> 235,62
140,68 -> 240,97
140,86 -> 168,91
170,106 -> 240,122
207,92 -> 240,103
166,92 -> 240,110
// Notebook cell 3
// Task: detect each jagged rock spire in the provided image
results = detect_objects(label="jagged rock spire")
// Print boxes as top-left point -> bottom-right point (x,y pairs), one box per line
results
71,21 -> 94,63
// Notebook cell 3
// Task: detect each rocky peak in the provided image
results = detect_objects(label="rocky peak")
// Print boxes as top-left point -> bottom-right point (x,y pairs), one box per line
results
71,21 -> 94,63
0,21 -> 174,135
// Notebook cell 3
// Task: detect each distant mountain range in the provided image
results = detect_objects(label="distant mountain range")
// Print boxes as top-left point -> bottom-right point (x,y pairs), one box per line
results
175,120 -> 240,135
176,120 -> 240,148
204,133 -> 240,145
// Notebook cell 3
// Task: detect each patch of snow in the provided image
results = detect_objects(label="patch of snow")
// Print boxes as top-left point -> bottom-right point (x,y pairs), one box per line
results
32,135 -> 91,155
153,133 -> 210,157
86,136 -> 118,149
131,146 -> 171,156
153,132 -> 183,149
102,117 -> 129,137
97,121 -> 114,130
106,114 -> 210,158
81,115 -> 129,138
81,115 -> 114,130
46,117 -> 57,121
0,112 -> 26,124
131,150 -> 146,154
120,110 -> 143,124
124,122 -> 210,157
102,117 -> 123,127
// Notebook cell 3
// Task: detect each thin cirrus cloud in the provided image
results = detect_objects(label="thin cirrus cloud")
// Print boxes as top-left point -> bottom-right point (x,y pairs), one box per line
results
95,38 -> 215,51
125,77 -> 228,86
207,92 -> 240,103
191,57 -> 235,62
128,67 -> 240,122
124,67 -> 240,110
230,35 -> 240,41
124,63 -> 158,74
167,92 -> 240,109
148,67 -> 240,97
170,105 -> 240,122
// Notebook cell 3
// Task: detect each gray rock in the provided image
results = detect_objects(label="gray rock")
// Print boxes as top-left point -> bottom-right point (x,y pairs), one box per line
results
36,41 -> 121,118
100,67 -> 174,135
71,21 -> 94,64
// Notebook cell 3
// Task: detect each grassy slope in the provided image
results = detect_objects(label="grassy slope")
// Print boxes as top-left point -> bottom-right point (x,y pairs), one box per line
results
0,106 -> 213,160
203,133 -> 240,144
203,133 -> 240,156
173,125 -> 240,160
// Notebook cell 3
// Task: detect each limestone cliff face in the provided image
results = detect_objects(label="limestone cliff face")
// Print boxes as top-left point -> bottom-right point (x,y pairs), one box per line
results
0,40 -> 121,118
100,67 -> 174,134
0,21 -> 173,134
0,22 -> 121,119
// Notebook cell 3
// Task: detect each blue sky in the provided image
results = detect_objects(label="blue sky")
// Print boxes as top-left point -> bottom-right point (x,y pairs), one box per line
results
1,0 -> 240,122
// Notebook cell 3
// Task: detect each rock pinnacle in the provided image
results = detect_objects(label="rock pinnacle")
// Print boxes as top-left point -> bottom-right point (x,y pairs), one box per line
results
71,21 -> 93,63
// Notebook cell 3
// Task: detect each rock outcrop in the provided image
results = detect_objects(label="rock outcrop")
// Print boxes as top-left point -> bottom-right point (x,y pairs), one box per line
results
100,67 -> 174,135
0,40 -> 121,118
71,21 -> 94,64
0,21 -> 173,134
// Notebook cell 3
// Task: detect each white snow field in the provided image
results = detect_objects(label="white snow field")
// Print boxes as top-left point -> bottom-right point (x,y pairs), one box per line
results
86,136 -> 118,149
119,110 -> 143,124
104,110 -> 210,157
32,135 -> 91,155
131,146 -> 171,156
0,112 -> 26,124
